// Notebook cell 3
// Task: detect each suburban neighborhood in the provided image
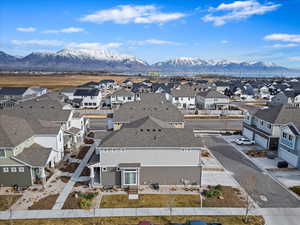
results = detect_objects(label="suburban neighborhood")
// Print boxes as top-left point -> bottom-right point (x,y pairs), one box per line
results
0,75 -> 300,225
1,0 -> 300,224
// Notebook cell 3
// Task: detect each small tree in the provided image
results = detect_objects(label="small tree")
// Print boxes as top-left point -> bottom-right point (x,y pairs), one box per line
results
242,174 -> 257,223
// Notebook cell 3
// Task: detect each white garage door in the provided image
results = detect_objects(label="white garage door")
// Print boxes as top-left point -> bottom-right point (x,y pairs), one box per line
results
255,134 -> 268,149
243,128 -> 253,140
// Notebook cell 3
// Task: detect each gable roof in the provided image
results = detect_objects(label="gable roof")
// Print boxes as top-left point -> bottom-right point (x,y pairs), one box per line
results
14,143 -> 52,167
101,116 -> 203,148
0,87 -> 28,96
0,93 -> 71,147
113,93 -> 183,123
197,89 -> 228,98
111,89 -> 135,97
254,104 -> 300,129
171,85 -> 196,97
0,114 -> 34,147
74,88 -> 100,96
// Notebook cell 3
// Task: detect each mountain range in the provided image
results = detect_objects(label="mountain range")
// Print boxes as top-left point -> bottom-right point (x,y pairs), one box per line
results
0,49 -> 295,74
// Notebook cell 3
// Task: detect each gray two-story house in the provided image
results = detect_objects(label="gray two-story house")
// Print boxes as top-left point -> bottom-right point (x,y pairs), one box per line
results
243,104 -> 300,150
88,116 -> 203,187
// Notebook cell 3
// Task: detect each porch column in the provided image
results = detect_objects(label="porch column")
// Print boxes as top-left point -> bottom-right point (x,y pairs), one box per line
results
89,167 -> 94,188
40,168 -> 46,187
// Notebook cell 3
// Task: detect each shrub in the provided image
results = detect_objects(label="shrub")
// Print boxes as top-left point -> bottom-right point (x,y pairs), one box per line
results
80,199 -> 92,209
203,185 -> 223,198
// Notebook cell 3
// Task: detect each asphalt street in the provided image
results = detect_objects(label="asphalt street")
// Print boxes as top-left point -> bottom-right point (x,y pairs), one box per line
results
201,135 -> 300,208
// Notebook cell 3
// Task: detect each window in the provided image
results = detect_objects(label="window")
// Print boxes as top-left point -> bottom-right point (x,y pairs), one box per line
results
175,97 -> 179,101
11,167 -> 17,172
3,167 -> 9,173
0,149 -> 5,158
124,170 -> 137,185
288,135 -> 293,141
260,120 -> 264,126
282,132 -> 287,139
267,123 -> 271,129
18,167 -> 24,172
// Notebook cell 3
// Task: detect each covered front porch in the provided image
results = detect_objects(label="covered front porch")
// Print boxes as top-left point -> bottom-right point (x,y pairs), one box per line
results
89,163 -> 140,188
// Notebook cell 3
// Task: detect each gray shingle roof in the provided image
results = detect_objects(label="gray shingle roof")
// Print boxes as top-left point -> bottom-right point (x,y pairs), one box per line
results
13,143 -> 52,167
255,104 -> 300,130
0,114 -> 34,147
171,85 -> 196,97
197,90 -> 228,98
101,116 -> 203,148
113,93 -> 183,123
0,93 -> 71,147
111,89 -> 135,97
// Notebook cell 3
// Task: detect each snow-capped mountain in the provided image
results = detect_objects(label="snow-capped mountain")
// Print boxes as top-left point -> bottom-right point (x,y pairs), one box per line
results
153,57 -> 289,73
0,49 -> 148,71
0,50 -> 293,74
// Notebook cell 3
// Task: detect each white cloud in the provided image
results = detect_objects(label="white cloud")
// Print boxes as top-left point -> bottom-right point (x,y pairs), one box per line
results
221,40 -> 229,44
42,27 -> 84,34
289,57 -> 300,61
202,1 -> 281,26
80,5 -> 186,24
11,39 -> 63,46
268,43 -> 298,48
66,42 -> 122,49
16,27 -> 36,32
130,39 -> 180,46
264,33 -> 300,43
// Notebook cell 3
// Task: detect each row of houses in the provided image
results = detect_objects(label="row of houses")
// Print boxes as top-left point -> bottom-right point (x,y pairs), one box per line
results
0,93 -> 87,187
242,104 -> 300,168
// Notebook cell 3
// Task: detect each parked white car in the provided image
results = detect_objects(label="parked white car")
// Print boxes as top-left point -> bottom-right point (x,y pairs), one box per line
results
233,137 -> 255,145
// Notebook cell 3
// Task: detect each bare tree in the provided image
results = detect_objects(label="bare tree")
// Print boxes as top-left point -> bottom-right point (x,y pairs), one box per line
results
242,174 -> 257,223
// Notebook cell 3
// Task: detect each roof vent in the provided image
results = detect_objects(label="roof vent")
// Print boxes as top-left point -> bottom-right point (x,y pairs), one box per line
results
147,129 -> 150,132
140,129 -> 143,132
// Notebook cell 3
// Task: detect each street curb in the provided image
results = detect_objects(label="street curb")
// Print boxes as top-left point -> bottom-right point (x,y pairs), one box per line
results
222,136 -> 300,201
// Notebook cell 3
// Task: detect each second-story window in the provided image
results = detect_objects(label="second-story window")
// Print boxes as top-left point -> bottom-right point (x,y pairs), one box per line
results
288,135 -> 293,141
282,132 -> 287,139
260,120 -> 264,126
0,149 -> 5,158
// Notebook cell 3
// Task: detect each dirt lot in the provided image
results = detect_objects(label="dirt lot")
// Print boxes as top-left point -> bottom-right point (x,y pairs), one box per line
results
63,191 -> 98,209
0,195 -> 22,210
76,146 -> 90,159
59,162 -> 79,173
0,216 -> 265,225
202,186 -> 246,208
0,75 -> 146,89
28,194 -> 59,210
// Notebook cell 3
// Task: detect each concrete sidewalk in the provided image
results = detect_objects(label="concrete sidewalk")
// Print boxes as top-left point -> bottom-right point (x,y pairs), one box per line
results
52,144 -> 95,210
1,207 -> 300,221
0,207 -> 259,220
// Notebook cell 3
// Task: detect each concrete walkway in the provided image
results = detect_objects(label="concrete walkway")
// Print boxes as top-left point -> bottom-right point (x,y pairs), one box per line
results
52,144 -> 95,210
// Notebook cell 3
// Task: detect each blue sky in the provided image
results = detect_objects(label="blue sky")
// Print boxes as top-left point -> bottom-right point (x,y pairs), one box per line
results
1,0 -> 300,68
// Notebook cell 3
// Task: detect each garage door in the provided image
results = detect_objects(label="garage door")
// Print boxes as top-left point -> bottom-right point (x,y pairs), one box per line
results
255,134 -> 268,149
243,128 -> 253,140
